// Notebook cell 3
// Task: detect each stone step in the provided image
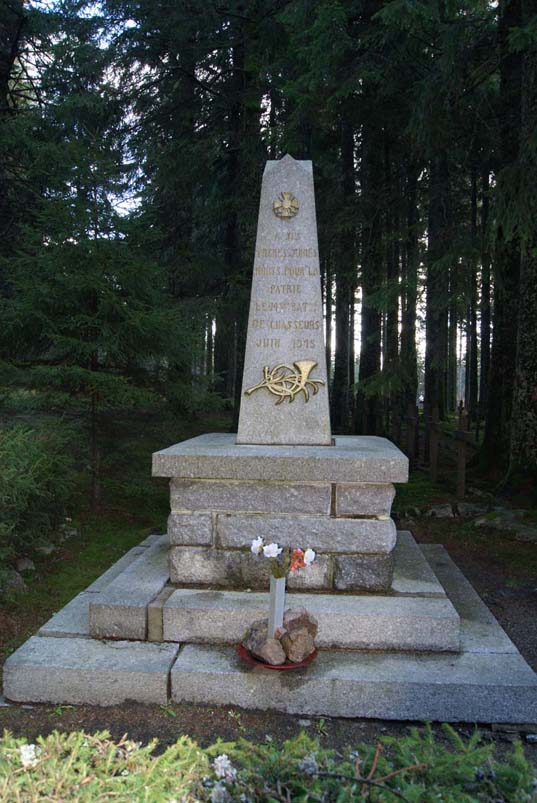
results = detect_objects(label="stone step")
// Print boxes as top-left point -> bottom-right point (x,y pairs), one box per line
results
170,643 -> 537,723
162,589 -> 460,652
5,543 -> 537,722
89,536 -> 169,640
88,530 -> 449,641
3,636 -> 178,706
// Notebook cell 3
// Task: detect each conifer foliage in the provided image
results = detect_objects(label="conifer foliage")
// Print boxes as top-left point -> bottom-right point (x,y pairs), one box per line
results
1,0 -> 536,488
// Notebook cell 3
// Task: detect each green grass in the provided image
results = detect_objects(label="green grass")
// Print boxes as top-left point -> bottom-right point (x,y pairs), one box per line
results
0,515 -> 163,663
393,472 -> 455,513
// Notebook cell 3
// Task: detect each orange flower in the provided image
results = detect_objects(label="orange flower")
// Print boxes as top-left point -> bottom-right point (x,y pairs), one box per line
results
290,548 -> 306,572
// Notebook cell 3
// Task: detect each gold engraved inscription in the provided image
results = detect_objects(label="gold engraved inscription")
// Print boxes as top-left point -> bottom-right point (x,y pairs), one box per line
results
244,360 -> 325,405
273,192 -> 299,219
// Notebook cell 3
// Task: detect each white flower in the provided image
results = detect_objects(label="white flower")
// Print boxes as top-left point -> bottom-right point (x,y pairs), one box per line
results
263,543 -> 282,559
210,784 -> 229,803
250,537 -> 264,555
304,548 -> 316,565
19,744 -> 41,768
213,753 -> 237,782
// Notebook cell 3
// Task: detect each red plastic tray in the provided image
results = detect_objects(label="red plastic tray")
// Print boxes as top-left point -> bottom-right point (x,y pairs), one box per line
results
237,643 -> 318,670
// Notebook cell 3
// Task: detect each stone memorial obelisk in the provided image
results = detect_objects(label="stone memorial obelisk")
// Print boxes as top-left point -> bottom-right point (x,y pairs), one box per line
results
6,155 -> 537,727
237,155 -> 331,446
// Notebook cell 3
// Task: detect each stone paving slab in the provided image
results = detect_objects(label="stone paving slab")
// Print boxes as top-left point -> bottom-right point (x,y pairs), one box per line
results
3,637 -> 179,706
170,643 -> 537,723
163,589 -> 460,651
152,433 -> 408,484
422,545 -> 519,655
392,532 -> 446,596
89,536 -> 169,640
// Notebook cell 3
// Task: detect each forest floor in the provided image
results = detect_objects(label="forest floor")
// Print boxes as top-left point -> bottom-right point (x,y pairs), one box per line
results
1,415 -> 536,758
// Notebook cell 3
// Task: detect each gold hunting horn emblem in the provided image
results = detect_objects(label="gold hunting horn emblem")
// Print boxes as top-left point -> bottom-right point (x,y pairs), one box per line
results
272,191 -> 299,219
244,360 -> 325,405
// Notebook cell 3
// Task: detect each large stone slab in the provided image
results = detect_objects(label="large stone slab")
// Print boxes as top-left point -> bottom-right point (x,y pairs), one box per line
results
76,531 -> 444,642
334,554 -> 394,592
85,544 -> 149,592
236,156 -> 331,446
422,545 -> 520,655
392,532 -> 446,596
153,433 -> 409,484
217,513 -> 396,554
39,541 -> 163,638
169,547 -> 331,590
3,637 -> 178,706
39,592 -> 93,639
163,589 -> 460,651
168,513 -> 213,546
335,484 -> 395,517
89,536 -> 169,640
170,478 -> 331,515
170,644 -> 537,723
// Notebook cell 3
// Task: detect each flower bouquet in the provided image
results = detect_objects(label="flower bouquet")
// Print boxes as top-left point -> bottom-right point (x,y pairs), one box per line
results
239,538 -> 319,668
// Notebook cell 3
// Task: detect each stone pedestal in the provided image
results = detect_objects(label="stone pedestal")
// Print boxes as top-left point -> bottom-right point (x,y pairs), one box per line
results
153,433 -> 407,593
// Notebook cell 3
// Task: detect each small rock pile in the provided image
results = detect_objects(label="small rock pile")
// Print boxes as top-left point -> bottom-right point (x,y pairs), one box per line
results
242,606 -> 318,665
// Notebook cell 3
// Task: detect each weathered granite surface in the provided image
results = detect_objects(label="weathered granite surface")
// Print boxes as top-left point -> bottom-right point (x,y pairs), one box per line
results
170,478 -> 331,515
236,156 -> 331,446
217,514 -> 397,554
169,546 -> 331,590
423,545 -> 520,655
162,588 -> 460,651
78,531 -> 443,642
391,531 -> 446,596
335,483 -> 395,516
89,536 -> 169,640
152,433 -> 409,484
170,644 -> 537,723
6,533 -> 537,722
3,637 -> 178,705
334,554 -> 394,592
168,513 -> 213,546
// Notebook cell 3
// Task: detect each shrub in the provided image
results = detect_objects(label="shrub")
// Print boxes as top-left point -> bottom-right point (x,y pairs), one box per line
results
0,423 -> 76,565
0,725 -> 535,802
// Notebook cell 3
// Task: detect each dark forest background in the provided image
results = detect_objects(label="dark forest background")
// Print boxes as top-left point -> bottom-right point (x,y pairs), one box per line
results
1,0 -> 537,526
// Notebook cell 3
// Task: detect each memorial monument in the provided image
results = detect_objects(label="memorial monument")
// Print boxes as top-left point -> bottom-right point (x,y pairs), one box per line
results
4,156 -> 537,724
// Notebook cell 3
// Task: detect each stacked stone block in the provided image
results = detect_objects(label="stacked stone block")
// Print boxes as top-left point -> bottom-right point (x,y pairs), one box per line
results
168,478 -> 397,592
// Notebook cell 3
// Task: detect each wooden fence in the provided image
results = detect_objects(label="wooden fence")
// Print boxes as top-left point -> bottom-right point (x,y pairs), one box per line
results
405,402 -> 477,498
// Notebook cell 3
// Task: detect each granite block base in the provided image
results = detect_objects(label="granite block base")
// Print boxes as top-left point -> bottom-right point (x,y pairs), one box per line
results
4,533 -> 537,723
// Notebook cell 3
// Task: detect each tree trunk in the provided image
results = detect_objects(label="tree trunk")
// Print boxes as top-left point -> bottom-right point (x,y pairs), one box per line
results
506,0 -> 537,493
357,119 -> 382,435
481,0 -> 522,470
401,162 -> 418,408
425,153 -> 451,420
466,164 -> 479,421
332,114 -> 355,432
0,0 -> 25,277
384,137 -> 400,436
478,166 -> 491,427
447,296 -> 458,411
